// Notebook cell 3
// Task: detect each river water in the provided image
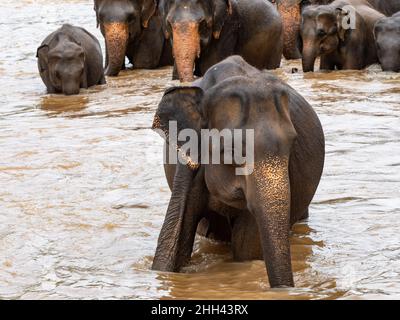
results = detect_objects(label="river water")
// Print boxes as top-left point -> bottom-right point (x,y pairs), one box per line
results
0,0 -> 399,300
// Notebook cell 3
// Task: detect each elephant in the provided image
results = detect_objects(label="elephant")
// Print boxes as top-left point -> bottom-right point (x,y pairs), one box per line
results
94,0 -> 173,76
36,24 -> 106,95
269,0 -> 334,60
374,12 -> 400,72
151,55 -> 325,288
157,0 -> 283,82
301,0 -> 384,72
367,0 -> 400,16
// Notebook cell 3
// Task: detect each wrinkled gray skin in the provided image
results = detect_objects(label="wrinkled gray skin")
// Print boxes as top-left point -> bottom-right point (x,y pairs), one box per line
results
301,0 -> 384,72
367,0 -> 400,16
151,56 -> 325,288
374,12 -> 400,72
268,0 -> 334,60
94,0 -> 173,77
37,24 -> 106,95
158,0 -> 283,82
94,0 -> 173,76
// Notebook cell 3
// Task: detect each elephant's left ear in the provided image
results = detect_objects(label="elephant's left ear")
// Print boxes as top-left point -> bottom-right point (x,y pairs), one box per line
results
36,44 -> 49,73
212,0 -> 233,39
142,0 -> 157,28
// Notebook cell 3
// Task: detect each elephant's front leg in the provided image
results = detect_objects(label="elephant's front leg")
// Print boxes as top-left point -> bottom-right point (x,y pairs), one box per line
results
247,157 -> 293,287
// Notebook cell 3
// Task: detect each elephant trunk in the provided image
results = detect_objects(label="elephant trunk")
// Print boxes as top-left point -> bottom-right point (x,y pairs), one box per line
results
62,83 -> 80,96
247,156 -> 294,287
103,22 -> 129,77
277,2 -> 302,60
171,22 -> 200,83
152,162 -> 206,272
302,40 -> 318,72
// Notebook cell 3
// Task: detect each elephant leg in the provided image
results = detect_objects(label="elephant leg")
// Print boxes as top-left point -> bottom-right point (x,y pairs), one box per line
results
320,55 -> 336,70
172,63 -> 179,80
232,213 -> 263,261
197,212 -> 232,242
98,74 -> 106,85
342,55 -> 364,70
46,84 -> 57,94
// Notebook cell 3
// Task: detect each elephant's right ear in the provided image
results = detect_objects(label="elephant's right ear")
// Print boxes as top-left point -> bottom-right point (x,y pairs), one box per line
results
36,44 -> 49,73
152,86 -> 204,140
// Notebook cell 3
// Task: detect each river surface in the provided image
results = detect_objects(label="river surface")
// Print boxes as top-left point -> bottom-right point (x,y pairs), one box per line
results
0,0 -> 399,300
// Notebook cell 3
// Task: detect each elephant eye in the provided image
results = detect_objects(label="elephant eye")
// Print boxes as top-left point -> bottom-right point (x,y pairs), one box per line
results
317,29 -> 326,37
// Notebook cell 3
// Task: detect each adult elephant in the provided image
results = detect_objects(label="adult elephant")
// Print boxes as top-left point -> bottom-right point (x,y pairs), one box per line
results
94,0 -> 173,76
374,12 -> 400,72
158,0 -> 283,82
367,0 -> 400,16
151,56 -> 325,287
269,0 -> 334,60
301,0 -> 384,72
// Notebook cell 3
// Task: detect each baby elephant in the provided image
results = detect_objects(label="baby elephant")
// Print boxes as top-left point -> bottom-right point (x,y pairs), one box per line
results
37,24 -> 106,95
374,12 -> 400,72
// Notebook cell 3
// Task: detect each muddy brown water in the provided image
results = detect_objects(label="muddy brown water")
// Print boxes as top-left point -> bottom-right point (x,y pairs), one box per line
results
0,0 -> 399,300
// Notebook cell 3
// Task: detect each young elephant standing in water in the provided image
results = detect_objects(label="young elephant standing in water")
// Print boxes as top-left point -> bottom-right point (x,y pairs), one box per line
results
37,24 -> 106,95
374,12 -> 400,72
151,56 -> 325,287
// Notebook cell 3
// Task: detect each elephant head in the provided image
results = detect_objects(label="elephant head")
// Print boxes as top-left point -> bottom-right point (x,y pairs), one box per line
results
158,0 -> 233,82
151,70 -> 298,287
94,0 -> 157,76
374,15 -> 400,72
36,34 -> 87,95
301,5 -> 346,72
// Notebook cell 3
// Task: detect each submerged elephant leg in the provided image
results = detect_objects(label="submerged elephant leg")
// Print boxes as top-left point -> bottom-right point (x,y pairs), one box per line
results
232,213 -> 263,261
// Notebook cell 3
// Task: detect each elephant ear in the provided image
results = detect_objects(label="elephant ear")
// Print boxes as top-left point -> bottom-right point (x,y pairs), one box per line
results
212,0 -> 233,39
335,7 -> 351,42
36,44 -> 49,73
153,86 -> 204,139
141,0 -> 157,28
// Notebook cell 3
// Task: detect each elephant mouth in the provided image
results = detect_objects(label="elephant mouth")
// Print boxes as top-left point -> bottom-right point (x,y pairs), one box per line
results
103,22 -> 129,76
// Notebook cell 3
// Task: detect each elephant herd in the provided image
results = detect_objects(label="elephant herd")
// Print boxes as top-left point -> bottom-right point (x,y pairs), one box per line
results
35,0 -> 399,288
